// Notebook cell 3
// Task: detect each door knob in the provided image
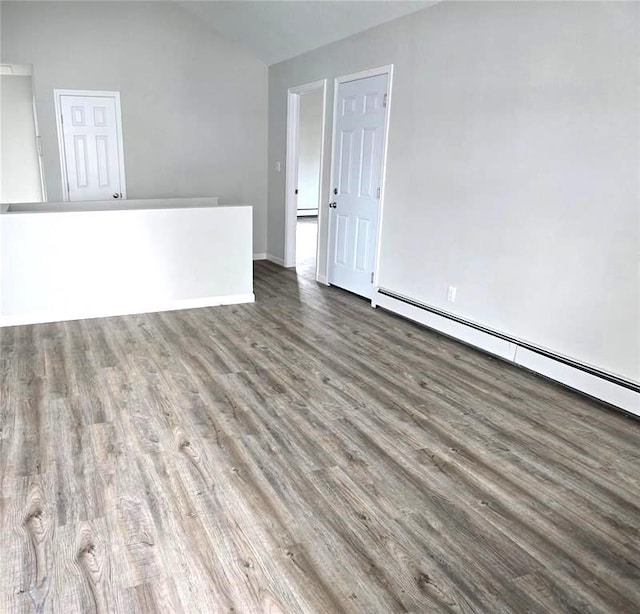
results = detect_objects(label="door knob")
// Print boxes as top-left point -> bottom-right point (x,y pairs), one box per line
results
329,202 -> 337,209
113,193 -> 120,198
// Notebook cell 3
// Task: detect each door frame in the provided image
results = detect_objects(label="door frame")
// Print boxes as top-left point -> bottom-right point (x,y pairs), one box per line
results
284,79 -> 327,272
54,89 -> 127,201
0,63 -> 47,201
32,81 -> 47,202
327,64 -> 394,299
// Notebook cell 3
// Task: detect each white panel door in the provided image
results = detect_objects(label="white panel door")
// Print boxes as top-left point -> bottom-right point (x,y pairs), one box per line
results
328,73 -> 388,298
59,94 -> 123,201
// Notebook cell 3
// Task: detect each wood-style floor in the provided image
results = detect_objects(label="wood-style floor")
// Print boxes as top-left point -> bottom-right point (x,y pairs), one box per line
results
1,258 -> 640,613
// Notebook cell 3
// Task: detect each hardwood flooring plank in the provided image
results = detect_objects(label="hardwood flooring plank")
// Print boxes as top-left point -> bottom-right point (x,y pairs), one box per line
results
1,261 -> 639,612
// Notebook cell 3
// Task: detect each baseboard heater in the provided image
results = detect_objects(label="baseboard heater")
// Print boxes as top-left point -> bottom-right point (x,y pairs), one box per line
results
375,288 -> 640,417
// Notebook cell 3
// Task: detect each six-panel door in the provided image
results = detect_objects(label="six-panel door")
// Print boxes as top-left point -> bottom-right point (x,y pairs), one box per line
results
60,95 -> 123,201
328,73 -> 388,299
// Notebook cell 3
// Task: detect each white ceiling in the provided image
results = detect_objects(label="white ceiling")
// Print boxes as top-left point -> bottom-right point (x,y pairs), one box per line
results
177,1 -> 435,65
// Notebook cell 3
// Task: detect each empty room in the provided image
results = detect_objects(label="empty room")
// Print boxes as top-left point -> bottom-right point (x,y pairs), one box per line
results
1,1 -> 639,612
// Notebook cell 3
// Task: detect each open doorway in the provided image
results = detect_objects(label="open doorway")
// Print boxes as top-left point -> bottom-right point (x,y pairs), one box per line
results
0,64 -> 46,203
284,80 -> 326,279
296,88 -> 322,219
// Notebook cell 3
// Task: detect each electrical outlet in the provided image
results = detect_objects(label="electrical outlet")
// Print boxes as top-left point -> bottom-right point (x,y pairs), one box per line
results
447,285 -> 457,303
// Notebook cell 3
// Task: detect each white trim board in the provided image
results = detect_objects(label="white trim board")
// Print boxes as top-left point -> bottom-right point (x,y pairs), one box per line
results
0,63 -> 33,76
0,293 -> 255,328
267,254 -> 285,267
253,254 -> 285,266
374,290 -> 639,417
513,346 -> 639,416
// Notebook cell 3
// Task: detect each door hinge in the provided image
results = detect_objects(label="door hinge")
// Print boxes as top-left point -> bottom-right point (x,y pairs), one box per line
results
61,113 -> 64,125
371,272 -> 374,283
376,187 -> 381,199
66,181 -> 70,193
383,93 -> 388,108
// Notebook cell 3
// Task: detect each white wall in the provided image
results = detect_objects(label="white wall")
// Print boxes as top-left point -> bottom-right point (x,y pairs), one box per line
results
268,1 -> 640,383
0,74 -> 43,203
0,202 -> 253,325
297,89 -> 322,212
1,1 -> 268,253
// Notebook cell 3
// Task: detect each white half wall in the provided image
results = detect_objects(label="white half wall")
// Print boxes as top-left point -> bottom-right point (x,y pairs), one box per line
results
0,202 -> 254,325
268,1 -> 640,385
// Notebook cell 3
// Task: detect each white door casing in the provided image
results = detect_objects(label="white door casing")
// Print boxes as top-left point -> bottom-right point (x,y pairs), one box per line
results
55,90 -> 126,201
328,72 -> 389,299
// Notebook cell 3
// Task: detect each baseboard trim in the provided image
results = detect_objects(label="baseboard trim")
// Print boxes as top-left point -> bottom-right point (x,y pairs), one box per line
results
0,293 -> 256,328
253,253 -> 267,260
266,254 -> 285,266
374,289 -> 639,417
317,274 -> 329,286
513,346 -> 639,417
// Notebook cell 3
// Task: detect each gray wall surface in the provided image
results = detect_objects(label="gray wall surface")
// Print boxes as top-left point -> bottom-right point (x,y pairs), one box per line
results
0,74 -> 43,203
1,1 -> 268,253
268,1 -> 640,382
297,89 -> 323,211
